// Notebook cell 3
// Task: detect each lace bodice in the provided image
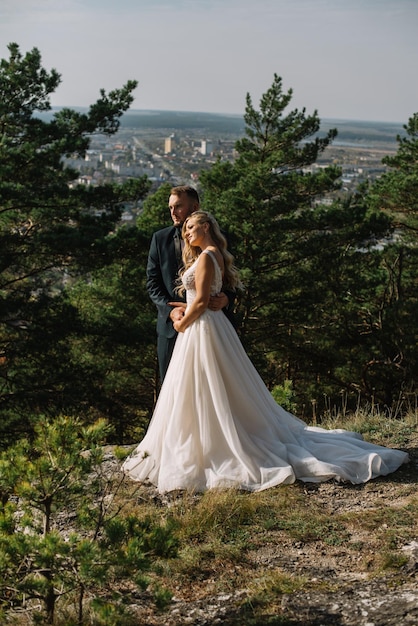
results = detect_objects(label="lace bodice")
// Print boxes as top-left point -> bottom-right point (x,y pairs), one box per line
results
182,249 -> 223,306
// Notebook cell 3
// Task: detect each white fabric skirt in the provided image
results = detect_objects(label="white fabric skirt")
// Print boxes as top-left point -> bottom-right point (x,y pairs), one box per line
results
122,309 -> 409,493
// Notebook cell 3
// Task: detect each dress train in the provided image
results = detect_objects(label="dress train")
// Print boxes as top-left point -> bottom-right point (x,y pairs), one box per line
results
122,250 -> 409,492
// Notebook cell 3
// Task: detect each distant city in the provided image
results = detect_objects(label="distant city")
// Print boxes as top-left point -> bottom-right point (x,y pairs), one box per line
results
54,109 -> 404,224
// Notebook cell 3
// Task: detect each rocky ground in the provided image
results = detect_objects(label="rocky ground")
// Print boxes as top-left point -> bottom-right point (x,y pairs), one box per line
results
7,437 -> 417,625
111,432 -> 418,626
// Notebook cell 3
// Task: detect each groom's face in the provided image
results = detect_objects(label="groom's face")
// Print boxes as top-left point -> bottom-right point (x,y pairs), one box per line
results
169,192 -> 197,227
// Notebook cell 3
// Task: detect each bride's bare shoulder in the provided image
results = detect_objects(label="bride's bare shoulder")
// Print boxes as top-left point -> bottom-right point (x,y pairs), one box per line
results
204,247 -> 224,272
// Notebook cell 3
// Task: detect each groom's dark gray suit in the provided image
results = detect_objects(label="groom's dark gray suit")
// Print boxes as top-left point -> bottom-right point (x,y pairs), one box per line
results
146,225 -> 184,382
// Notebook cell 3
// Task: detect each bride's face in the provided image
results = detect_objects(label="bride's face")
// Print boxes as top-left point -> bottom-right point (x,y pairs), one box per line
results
185,218 -> 207,248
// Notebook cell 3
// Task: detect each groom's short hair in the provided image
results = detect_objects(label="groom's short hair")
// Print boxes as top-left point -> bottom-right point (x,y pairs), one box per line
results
170,185 -> 200,205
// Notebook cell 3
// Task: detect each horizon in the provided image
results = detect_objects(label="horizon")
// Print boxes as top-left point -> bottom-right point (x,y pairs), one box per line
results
48,106 -> 407,128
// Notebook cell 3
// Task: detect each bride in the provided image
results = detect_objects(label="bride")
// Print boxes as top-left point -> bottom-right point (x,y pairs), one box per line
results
122,211 -> 409,493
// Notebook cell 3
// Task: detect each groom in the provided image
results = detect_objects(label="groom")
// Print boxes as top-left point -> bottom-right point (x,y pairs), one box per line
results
146,185 -> 232,382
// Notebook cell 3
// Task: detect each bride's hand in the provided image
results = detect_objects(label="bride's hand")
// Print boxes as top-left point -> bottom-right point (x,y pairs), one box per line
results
169,304 -> 186,323
173,320 -> 185,333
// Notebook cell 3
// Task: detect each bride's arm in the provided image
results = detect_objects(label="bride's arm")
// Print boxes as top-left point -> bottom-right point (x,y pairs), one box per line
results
173,254 -> 214,333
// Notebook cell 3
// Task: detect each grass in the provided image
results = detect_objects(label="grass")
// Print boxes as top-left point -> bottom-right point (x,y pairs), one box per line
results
3,407 -> 417,624
141,408 -> 416,622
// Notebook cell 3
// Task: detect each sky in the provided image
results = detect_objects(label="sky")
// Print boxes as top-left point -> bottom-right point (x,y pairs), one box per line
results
1,0 -> 417,123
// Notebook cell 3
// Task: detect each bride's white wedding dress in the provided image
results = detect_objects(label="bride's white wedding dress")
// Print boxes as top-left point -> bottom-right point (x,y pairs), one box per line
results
122,250 -> 409,493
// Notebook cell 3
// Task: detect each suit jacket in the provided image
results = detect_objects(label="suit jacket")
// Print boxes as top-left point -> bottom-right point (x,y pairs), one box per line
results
146,225 -> 237,339
146,225 -> 184,340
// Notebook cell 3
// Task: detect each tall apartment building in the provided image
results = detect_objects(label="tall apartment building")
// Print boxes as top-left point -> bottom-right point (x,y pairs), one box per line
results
200,139 -> 213,156
164,134 -> 176,154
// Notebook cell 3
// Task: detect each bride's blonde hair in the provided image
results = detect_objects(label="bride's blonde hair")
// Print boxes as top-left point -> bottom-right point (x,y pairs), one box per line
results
179,211 -> 242,292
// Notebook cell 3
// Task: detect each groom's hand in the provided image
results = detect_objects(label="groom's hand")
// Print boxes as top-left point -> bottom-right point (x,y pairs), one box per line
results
208,292 -> 228,311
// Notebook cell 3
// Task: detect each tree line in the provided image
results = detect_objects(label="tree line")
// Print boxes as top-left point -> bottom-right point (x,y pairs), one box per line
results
1,43 -> 417,448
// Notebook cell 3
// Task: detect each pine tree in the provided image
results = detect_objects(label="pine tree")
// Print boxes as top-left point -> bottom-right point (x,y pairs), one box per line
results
200,76 -> 339,389
0,416 -> 178,624
199,74 -> 397,414
0,43 -> 148,440
355,113 -> 418,406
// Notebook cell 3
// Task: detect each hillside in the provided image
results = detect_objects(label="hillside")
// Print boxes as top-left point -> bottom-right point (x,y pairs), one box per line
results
119,110 -> 405,146
108,419 -> 418,626
3,415 -> 417,625
43,107 -> 405,147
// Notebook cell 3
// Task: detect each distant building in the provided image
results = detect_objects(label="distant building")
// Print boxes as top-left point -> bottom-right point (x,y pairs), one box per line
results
164,134 -> 176,154
200,139 -> 213,156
